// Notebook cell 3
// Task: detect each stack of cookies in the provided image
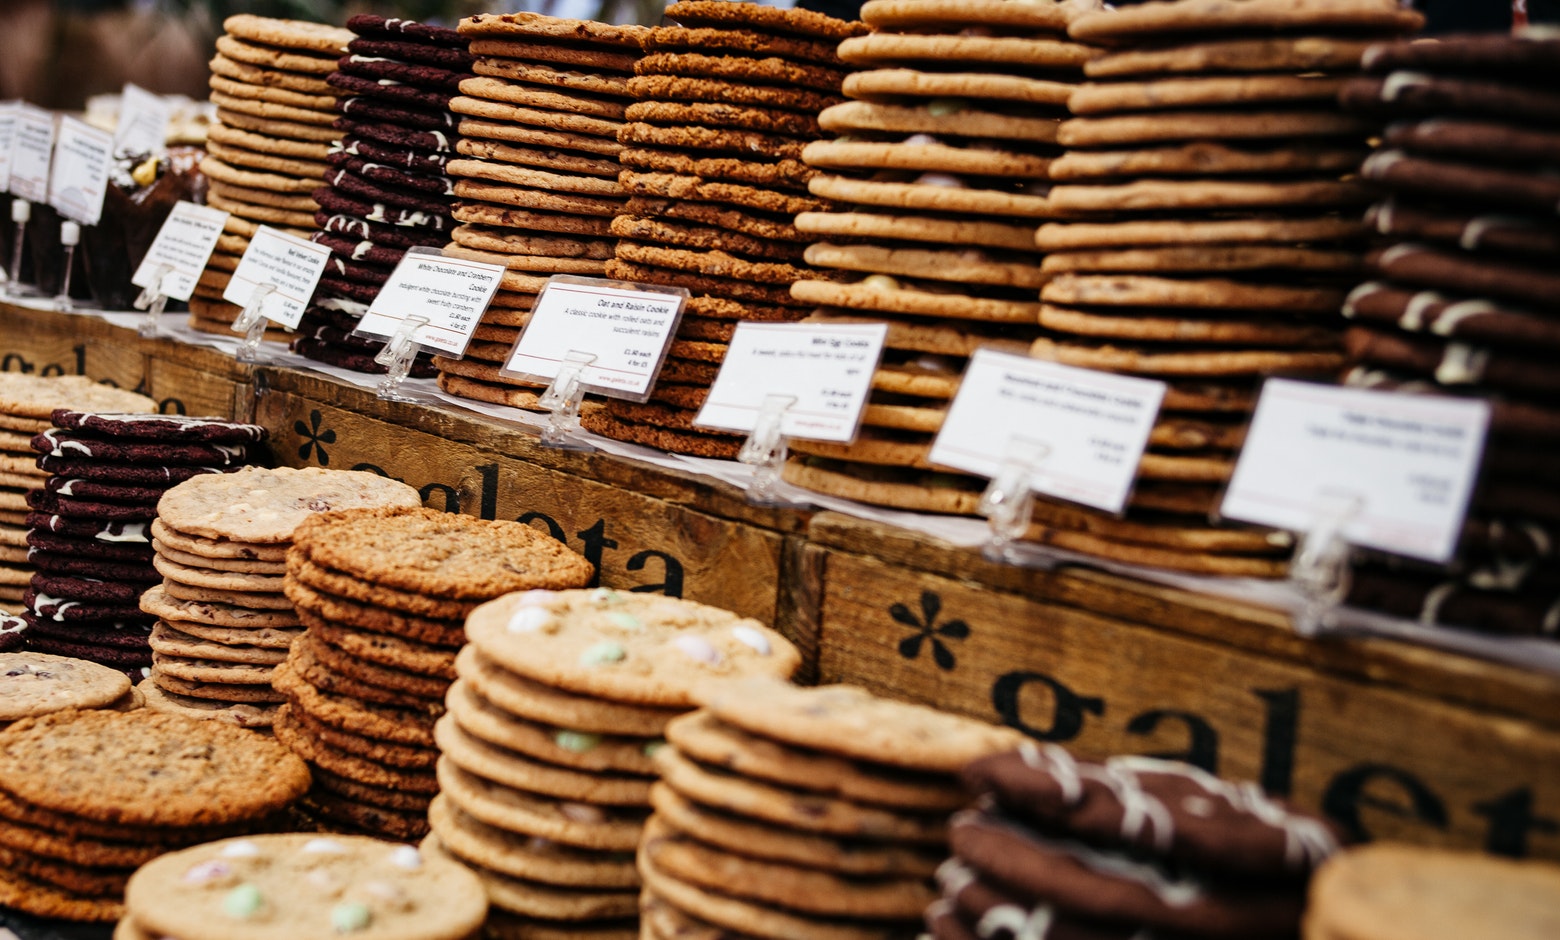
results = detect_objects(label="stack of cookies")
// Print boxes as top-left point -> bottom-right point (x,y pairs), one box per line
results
24,411 -> 265,679
276,506 -> 595,841
932,743 -> 1342,940
1334,33 -> 1560,639
994,0 -> 1425,575
0,709 -> 309,923
138,466 -> 422,727
429,12 -> 647,412
122,833 -> 490,940
293,14 -> 473,375
432,589 -> 800,937
0,376 -> 156,617
196,14 -> 352,338
578,0 -> 865,456
784,0 -> 1090,508
641,679 -> 1021,940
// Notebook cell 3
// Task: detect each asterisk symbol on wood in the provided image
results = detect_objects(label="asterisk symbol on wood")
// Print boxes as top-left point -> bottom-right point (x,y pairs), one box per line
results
890,590 -> 969,671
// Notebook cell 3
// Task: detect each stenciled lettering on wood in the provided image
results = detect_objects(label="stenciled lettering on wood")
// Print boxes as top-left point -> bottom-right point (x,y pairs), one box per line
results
819,557 -> 1560,861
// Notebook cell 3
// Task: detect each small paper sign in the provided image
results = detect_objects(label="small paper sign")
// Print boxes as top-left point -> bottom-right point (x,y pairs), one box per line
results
221,225 -> 331,330
113,83 -> 173,157
355,248 -> 506,356
500,275 -> 687,399
0,102 -> 19,193
48,116 -> 114,226
9,104 -> 55,204
131,201 -> 230,302
694,321 -> 886,443
1220,378 -> 1490,563
928,349 -> 1167,514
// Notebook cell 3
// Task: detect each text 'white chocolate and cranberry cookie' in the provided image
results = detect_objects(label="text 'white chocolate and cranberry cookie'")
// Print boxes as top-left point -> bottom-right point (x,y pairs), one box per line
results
641,678 -> 1024,940
138,466 -> 420,728
0,709 -> 310,923
294,14 -> 473,377
277,506 -> 594,843
23,411 -> 266,682
586,1 -> 866,456
929,742 -> 1343,940
196,14 -> 352,339
120,833 -> 489,940
1334,31 -> 1560,641
431,588 -> 798,937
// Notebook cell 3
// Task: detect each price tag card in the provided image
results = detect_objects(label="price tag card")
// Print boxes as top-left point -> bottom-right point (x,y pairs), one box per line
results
928,349 -> 1166,514
48,116 -> 113,226
1220,378 -> 1490,563
694,321 -> 886,443
131,201 -> 230,301
221,225 -> 331,330
113,83 -> 172,157
500,275 -> 687,400
0,102 -> 19,193
9,104 -> 55,204
355,248 -> 506,356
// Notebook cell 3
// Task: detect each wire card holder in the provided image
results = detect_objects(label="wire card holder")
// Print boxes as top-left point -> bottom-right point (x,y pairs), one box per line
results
229,284 -> 277,364
373,314 -> 431,402
978,437 -> 1051,565
133,262 -> 174,336
537,350 -> 597,451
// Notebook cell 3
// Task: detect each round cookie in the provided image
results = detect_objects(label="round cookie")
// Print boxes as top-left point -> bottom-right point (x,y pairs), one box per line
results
435,714 -> 653,806
1068,0 -> 1422,43
157,467 -> 422,544
273,657 -> 437,746
0,651 -> 132,721
437,758 -> 647,852
447,679 -> 658,776
456,645 -> 681,738
428,795 -> 640,889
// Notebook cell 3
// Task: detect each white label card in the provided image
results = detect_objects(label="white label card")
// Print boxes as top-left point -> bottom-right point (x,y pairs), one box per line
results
0,102 -> 19,193
928,349 -> 1167,514
48,116 -> 113,226
221,225 -> 331,330
694,322 -> 886,443
9,104 -> 55,204
500,276 -> 687,399
113,83 -> 172,157
1221,378 -> 1490,563
355,249 -> 506,356
131,201 -> 230,302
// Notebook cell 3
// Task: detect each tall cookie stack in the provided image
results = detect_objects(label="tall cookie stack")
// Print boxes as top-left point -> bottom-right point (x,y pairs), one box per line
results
931,743 -> 1341,940
196,14 -> 353,338
1334,33 -> 1560,639
24,412 -> 265,681
1003,0 -> 1423,575
641,679 -> 1020,940
428,12 -> 647,412
137,466 -> 422,727
785,0 -> 1086,506
0,375 -> 155,618
432,589 -> 800,937
0,709 -> 309,923
276,506 -> 595,841
577,1 -> 865,456
293,14 -> 473,376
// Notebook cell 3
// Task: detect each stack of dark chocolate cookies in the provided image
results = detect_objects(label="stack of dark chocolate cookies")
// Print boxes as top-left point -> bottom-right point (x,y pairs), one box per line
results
784,0 -> 1087,511
195,14 -> 352,339
293,14 -> 473,375
578,0 -> 864,456
640,679 -> 1018,940
276,507 -> 594,841
23,412 -> 265,682
1335,31 -> 1560,638
932,743 -> 1341,940
1004,0 -> 1425,575
436,590 -> 799,937
429,12 -> 646,411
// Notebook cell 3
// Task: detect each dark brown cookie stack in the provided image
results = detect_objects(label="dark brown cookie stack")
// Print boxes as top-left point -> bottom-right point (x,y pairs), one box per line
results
1000,0 -> 1424,575
194,14 -> 353,339
1333,32 -> 1560,638
424,12 -> 647,412
638,679 -> 1020,940
23,412 -> 266,682
782,0 -> 1089,511
436,590 -> 800,938
292,14 -> 473,376
0,709 -> 310,923
933,743 -> 1343,940
578,0 -> 865,457
275,506 -> 595,842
